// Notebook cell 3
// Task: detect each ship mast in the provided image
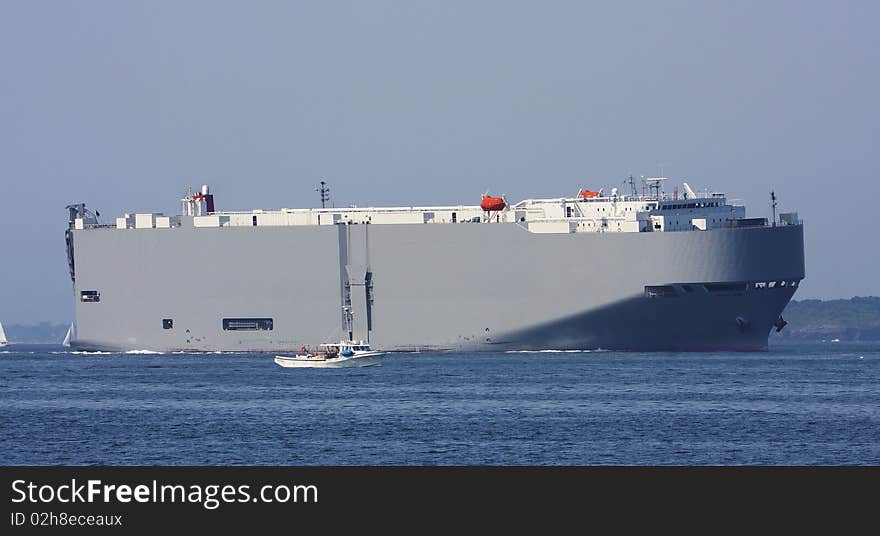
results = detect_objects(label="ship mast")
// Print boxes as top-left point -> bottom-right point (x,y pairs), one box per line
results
316,180 -> 330,209
771,191 -> 778,227
624,174 -> 638,197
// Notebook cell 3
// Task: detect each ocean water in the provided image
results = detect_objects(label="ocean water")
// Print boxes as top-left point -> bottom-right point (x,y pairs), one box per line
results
0,342 -> 878,465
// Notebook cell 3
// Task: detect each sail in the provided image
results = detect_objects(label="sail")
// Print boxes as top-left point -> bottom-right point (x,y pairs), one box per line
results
0,321 -> 7,345
62,322 -> 74,347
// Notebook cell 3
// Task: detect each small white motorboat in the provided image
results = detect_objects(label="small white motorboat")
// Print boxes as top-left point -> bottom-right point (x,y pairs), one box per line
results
275,340 -> 384,368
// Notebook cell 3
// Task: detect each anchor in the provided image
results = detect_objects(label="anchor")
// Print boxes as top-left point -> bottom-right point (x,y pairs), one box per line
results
774,316 -> 788,333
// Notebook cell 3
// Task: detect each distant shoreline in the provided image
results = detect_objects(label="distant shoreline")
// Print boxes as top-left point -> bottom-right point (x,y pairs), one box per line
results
771,296 -> 880,342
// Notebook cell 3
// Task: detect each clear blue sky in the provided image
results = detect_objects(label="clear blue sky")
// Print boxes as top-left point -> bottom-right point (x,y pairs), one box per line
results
1,0 -> 878,324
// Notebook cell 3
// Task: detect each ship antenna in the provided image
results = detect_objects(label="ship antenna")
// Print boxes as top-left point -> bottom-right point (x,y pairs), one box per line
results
770,190 -> 778,227
624,174 -> 638,197
316,180 -> 330,209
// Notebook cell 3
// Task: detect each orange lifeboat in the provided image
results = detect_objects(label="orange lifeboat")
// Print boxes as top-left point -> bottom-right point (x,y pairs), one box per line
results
578,188 -> 600,199
480,195 -> 506,211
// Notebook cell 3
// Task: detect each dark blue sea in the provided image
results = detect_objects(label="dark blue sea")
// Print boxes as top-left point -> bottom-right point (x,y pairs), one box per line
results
1,342 -> 878,465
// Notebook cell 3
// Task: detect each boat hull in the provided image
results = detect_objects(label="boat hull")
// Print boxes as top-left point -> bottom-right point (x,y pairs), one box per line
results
274,353 -> 383,368
68,222 -> 805,352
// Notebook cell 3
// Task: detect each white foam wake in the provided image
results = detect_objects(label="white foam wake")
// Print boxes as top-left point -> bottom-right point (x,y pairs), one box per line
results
504,349 -> 607,354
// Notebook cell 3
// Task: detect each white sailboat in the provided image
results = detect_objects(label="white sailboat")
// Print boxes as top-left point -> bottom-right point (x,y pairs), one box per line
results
0,321 -> 8,347
62,322 -> 75,347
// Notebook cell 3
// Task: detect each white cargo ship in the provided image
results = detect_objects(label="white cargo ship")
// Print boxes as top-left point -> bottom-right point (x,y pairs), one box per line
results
64,178 -> 804,352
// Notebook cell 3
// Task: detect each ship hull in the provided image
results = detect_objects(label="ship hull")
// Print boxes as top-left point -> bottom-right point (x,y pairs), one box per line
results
69,222 -> 805,352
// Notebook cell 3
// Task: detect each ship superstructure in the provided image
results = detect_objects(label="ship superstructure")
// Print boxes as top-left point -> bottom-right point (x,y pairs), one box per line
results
64,179 -> 804,352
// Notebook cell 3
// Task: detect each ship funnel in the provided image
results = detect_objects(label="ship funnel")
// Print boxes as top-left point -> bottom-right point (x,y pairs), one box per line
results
204,185 -> 215,213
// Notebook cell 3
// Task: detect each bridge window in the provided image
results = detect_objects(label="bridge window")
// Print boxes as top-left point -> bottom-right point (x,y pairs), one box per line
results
80,290 -> 100,302
163,319 -> 173,329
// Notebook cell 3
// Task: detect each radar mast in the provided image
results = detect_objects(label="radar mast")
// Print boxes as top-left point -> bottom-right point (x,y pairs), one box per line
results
316,180 -> 330,209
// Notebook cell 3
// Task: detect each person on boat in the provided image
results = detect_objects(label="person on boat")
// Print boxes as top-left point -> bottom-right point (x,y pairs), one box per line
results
301,344 -> 308,354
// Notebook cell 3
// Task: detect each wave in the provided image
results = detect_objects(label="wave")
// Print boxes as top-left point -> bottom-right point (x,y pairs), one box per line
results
124,350 -> 163,355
